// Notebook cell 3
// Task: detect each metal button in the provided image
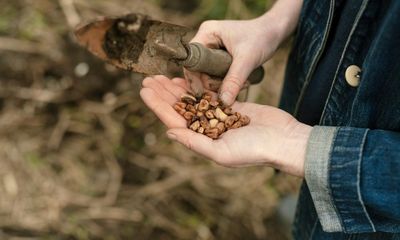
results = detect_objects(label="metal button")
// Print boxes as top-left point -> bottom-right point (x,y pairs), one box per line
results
345,65 -> 361,87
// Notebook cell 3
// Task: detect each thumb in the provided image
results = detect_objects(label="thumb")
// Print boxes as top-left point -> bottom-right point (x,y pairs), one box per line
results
166,128 -> 217,159
183,69 -> 204,97
219,56 -> 255,106
190,20 -> 222,49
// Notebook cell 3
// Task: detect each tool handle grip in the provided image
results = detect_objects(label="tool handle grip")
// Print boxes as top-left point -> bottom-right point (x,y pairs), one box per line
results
183,43 -> 264,85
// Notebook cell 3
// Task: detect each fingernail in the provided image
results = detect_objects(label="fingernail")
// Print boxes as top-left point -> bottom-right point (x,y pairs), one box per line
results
220,91 -> 232,105
190,82 -> 203,97
167,132 -> 177,140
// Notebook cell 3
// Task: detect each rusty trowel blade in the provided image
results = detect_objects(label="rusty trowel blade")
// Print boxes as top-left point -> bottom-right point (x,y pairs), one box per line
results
75,17 -> 115,63
74,13 -> 192,77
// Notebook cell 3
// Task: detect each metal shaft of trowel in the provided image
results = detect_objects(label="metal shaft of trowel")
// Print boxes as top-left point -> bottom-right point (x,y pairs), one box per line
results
182,43 -> 264,85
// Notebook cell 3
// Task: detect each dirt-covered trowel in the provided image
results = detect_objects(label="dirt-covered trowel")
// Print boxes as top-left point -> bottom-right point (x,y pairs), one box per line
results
74,13 -> 264,91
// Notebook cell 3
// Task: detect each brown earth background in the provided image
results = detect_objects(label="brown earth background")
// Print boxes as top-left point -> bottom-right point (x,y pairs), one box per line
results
0,0 -> 300,239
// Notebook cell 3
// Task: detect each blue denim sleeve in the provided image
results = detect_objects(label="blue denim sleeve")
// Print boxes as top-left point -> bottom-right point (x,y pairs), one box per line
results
305,126 -> 400,233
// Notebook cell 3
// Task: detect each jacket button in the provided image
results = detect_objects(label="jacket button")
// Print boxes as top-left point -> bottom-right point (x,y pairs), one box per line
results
345,65 -> 361,87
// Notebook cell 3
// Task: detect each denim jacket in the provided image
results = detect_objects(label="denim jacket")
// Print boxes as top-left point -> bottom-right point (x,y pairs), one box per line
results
279,0 -> 400,239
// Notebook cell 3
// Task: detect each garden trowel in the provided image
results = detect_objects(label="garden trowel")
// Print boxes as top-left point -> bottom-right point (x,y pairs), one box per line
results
74,13 -> 264,89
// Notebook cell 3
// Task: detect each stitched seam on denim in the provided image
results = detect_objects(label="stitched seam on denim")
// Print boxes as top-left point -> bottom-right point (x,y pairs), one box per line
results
325,127 -> 344,231
319,0 -> 370,125
308,218 -> 319,240
293,0 -> 335,117
327,127 -> 345,230
357,129 -> 376,231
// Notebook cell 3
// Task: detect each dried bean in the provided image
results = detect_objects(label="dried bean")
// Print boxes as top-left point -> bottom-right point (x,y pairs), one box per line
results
181,93 -> 196,104
190,120 -> 200,131
197,127 -> 205,134
214,107 -> 228,121
230,121 -> 242,129
198,99 -> 210,112
203,93 -> 212,102
205,110 -> 215,119
223,107 -> 232,115
199,116 -> 209,129
173,92 -> 251,139
209,100 -> 219,107
205,128 -> 219,139
186,104 -> 196,114
216,122 -> 225,134
183,111 -> 195,120
209,119 -> 218,128
224,115 -> 237,128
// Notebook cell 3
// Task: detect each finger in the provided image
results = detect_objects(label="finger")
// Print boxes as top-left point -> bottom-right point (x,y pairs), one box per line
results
204,89 -> 218,101
152,75 -> 188,100
142,77 -> 177,105
171,78 -> 190,90
140,88 -> 186,128
219,56 -> 255,106
167,128 -> 223,161
190,20 -> 222,48
199,73 -> 211,90
172,76 -> 218,100
204,76 -> 222,92
184,69 -> 204,97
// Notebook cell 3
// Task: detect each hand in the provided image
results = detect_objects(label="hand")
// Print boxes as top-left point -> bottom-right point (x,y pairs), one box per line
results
140,75 -> 312,177
186,0 -> 304,105
186,16 -> 282,105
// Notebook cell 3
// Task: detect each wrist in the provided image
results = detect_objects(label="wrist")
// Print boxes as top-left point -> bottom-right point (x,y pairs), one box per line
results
276,123 -> 312,177
258,12 -> 289,45
258,0 -> 304,44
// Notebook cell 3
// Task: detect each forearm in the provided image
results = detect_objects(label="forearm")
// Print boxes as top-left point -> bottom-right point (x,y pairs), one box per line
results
256,0 -> 304,44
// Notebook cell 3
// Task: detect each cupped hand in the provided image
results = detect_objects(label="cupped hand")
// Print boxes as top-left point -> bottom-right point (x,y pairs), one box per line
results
140,75 -> 312,177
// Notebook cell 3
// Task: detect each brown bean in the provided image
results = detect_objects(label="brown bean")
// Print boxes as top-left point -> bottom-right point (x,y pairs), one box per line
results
181,93 -> 196,104
203,92 -> 212,102
197,126 -> 205,134
186,104 -> 196,113
239,115 -> 250,126
205,128 -> 219,139
196,111 -> 204,117
173,103 -> 186,115
209,100 -> 219,107
223,107 -> 232,115
234,112 -> 241,119
224,115 -> 237,128
198,99 -> 210,112
229,121 -> 242,129
216,122 -> 225,134
205,110 -> 215,119
174,102 -> 187,109
183,111 -> 195,120
190,120 -> 200,131
174,92 -> 251,139
199,116 -> 209,129
214,107 -> 228,121
209,119 -> 218,128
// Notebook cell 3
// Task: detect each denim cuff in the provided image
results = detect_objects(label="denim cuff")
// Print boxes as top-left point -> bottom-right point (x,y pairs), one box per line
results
329,127 -> 376,232
305,126 -> 343,232
305,126 -> 376,233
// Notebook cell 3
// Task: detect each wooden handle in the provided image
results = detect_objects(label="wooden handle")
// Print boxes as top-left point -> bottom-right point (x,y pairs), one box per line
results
183,43 -> 264,84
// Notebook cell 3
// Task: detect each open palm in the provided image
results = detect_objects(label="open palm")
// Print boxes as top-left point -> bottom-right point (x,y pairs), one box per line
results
140,75 -> 311,177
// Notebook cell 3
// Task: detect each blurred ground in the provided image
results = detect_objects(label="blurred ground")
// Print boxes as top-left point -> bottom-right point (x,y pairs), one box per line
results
0,0 -> 300,239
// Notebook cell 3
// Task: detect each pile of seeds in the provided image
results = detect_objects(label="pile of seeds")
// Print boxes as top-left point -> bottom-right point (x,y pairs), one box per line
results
173,92 -> 250,139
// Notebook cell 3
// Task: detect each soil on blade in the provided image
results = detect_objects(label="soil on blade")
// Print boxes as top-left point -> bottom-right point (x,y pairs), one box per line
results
103,14 -> 155,64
